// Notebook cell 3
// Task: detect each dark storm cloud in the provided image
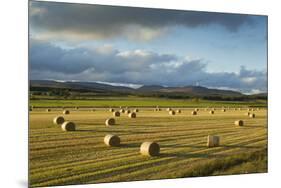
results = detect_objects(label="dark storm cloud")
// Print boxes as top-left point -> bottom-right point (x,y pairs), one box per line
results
29,39 -> 267,93
30,1 -> 258,40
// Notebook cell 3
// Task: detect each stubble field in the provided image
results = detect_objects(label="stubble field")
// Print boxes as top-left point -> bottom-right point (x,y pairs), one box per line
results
29,107 -> 267,187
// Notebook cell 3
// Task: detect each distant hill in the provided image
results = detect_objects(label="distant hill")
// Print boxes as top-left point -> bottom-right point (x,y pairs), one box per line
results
30,80 -> 266,99
138,85 -> 242,97
30,80 -> 135,93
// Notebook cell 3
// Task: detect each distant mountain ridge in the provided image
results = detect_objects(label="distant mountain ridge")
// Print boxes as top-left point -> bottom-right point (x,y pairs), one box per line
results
30,80 -> 264,97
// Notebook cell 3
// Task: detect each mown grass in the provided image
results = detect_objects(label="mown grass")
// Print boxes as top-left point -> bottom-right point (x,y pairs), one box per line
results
29,107 -> 267,187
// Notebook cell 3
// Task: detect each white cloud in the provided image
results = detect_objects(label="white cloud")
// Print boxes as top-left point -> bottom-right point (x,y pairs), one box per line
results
241,77 -> 257,84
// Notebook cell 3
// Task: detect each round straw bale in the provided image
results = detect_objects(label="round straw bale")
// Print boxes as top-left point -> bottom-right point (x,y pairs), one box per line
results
222,109 -> 226,112
249,113 -> 256,118
63,110 -> 70,115
235,120 -> 244,126
46,109 -> 51,112
169,110 -> 175,115
53,116 -> 65,125
207,135 -> 220,147
113,111 -> 120,117
75,107 -> 79,110
129,112 -> 136,118
154,108 -> 159,111
109,108 -> 114,112
158,108 -> 162,111
140,142 -> 160,156
195,108 -> 199,111
245,112 -> 250,116
191,111 -> 197,115
134,109 -> 139,113
209,110 -> 214,114
61,121 -> 76,131
104,134 -> 120,146
105,118 -> 115,126
166,108 -> 171,111
176,109 -> 181,113
125,110 -> 131,114
119,109 -> 125,113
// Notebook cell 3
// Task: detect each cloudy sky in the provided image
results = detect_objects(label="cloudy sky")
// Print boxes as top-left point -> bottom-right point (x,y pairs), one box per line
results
29,1 -> 267,94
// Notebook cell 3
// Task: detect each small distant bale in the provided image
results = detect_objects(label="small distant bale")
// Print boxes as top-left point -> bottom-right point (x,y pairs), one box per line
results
154,108 -> 159,112
191,111 -> 197,115
140,142 -> 160,156
105,118 -> 115,126
104,134 -> 121,147
245,112 -> 250,116
53,116 -> 65,125
209,110 -> 214,114
46,109 -> 51,112
134,109 -> 139,113
75,107 -> 79,110
158,108 -> 162,111
119,109 -> 125,113
249,113 -> 256,118
129,112 -> 137,118
113,111 -> 120,117
176,109 -> 181,113
221,109 -> 226,112
166,108 -> 171,111
125,110 -> 131,114
235,120 -> 244,126
109,108 -> 115,112
169,110 -> 175,115
61,121 -> 76,131
63,110 -> 70,115
212,108 -> 216,111
195,108 -> 199,111
207,135 -> 220,147
238,108 -> 241,111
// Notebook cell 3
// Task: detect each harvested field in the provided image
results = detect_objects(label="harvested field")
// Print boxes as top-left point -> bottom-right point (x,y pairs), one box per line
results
29,107 -> 267,187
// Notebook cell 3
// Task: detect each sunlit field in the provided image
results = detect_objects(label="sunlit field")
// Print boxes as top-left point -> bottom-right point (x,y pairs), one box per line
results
29,105 -> 267,187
